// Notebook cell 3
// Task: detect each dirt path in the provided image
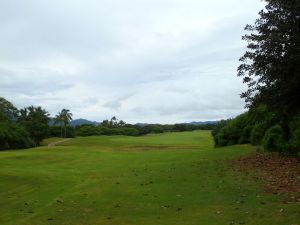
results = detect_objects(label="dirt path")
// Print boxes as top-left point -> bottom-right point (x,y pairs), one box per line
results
48,138 -> 72,147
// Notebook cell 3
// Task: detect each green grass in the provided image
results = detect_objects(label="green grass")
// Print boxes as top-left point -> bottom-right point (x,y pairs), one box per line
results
0,131 -> 299,225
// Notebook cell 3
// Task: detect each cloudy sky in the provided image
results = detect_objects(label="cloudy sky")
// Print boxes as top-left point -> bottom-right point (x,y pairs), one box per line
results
0,0 -> 264,124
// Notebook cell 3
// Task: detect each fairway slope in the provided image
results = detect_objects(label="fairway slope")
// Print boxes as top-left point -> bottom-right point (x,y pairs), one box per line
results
0,131 -> 299,225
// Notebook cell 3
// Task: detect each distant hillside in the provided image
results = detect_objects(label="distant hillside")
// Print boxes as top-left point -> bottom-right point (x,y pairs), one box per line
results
49,118 -> 100,127
135,121 -> 219,126
70,119 -> 100,127
50,119 -> 218,127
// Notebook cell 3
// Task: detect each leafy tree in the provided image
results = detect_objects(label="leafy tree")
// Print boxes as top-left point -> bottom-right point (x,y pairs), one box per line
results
101,120 -> 110,128
214,113 -> 250,147
0,97 -> 35,150
18,106 -> 50,145
110,116 -> 118,128
0,122 -> 34,150
118,120 -> 126,127
211,120 -> 230,141
0,97 -> 18,122
238,0 -> 300,137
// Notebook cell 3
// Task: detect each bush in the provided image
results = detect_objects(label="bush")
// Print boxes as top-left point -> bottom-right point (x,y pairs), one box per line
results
262,125 -> 285,152
214,113 -> 250,147
76,125 -> 101,136
0,122 -> 35,150
211,120 -> 229,137
289,113 -> 300,154
76,125 -> 140,137
121,128 -> 139,136
250,123 -> 266,145
238,125 -> 253,144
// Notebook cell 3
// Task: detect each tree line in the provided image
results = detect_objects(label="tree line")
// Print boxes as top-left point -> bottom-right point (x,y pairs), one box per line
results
1,97 -> 215,150
75,118 -> 214,137
0,97 -> 74,150
213,0 -> 300,155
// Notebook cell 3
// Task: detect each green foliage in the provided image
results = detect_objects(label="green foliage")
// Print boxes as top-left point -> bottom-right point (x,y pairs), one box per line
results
239,125 -> 253,144
211,120 -> 230,137
262,125 -> 285,152
0,97 -> 35,150
54,109 -> 73,138
238,0 -> 300,138
75,119 -> 215,138
0,122 -> 34,150
121,127 -> 139,136
18,106 -> 50,145
0,97 -> 18,122
76,125 -> 102,136
212,104 -> 289,151
288,113 -> 300,154
172,123 -> 214,132
147,124 -> 164,134
213,104 -> 299,155
250,123 -> 265,146
76,125 -> 140,137
248,105 -> 275,124
214,113 -> 250,147
101,117 -> 127,128
50,126 -> 75,138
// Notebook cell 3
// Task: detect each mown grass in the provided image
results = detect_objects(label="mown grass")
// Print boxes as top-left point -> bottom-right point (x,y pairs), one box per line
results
0,131 -> 299,225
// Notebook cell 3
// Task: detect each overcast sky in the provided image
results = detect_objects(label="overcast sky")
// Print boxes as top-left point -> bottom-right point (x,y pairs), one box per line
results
0,0 -> 264,124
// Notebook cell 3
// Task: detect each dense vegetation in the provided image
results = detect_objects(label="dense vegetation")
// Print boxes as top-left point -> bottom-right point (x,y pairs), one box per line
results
75,117 -> 215,137
0,98 -> 78,150
213,0 -> 300,155
0,98 -> 48,150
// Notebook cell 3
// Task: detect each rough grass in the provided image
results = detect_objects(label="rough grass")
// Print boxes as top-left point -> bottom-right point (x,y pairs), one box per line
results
0,131 -> 299,225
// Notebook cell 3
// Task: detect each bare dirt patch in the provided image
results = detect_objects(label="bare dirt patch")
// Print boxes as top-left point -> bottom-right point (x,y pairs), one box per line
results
232,153 -> 300,201
48,138 -> 72,147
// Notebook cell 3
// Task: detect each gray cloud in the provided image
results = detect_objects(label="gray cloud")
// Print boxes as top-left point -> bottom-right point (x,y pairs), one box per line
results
103,92 -> 136,110
0,0 -> 264,123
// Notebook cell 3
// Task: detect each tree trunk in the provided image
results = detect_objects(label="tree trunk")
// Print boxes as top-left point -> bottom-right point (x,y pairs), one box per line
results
64,124 -> 67,138
60,124 -> 63,138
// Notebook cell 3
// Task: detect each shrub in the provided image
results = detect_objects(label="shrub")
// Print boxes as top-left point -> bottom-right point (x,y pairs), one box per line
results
262,125 -> 285,152
76,125 -> 140,137
250,123 -> 266,145
238,125 -> 253,144
0,122 -> 34,150
289,113 -> 300,154
76,125 -> 101,136
121,128 -> 139,136
214,113 -> 250,147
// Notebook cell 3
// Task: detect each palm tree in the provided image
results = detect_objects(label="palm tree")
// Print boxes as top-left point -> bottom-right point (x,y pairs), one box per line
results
55,109 -> 73,138
54,113 -> 64,137
61,109 -> 73,138
110,116 -> 118,128
118,120 -> 126,127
